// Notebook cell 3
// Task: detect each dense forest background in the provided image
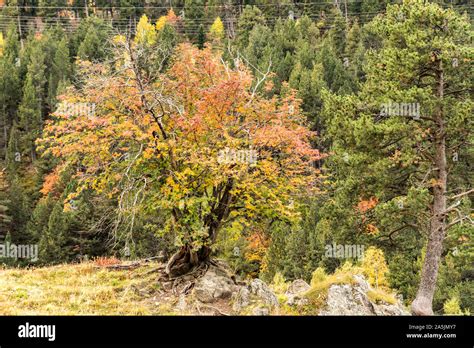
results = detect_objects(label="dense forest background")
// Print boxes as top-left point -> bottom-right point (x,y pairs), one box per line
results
0,0 -> 472,315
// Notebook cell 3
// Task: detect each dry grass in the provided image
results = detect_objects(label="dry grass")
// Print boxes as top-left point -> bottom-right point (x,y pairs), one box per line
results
304,264 -> 359,314
0,261 -> 171,315
367,288 -> 397,305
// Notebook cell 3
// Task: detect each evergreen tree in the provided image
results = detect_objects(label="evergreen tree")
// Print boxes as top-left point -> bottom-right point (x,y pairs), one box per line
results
235,5 -> 265,50
0,25 -> 20,159
184,0 -> 206,41
0,168 -> 12,240
39,200 -> 70,263
197,25 -> 206,49
320,0 -> 473,315
17,70 -> 44,162
47,37 -> 72,109
72,17 -> 110,61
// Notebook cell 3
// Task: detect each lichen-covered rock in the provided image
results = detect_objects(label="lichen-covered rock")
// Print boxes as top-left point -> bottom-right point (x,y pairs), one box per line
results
318,275 -> 409,316
252,307 -> 270,316
232,286 -> 251,312
286,279 -> 310,306
193,266 -> 236,303
249,279 -> 279,308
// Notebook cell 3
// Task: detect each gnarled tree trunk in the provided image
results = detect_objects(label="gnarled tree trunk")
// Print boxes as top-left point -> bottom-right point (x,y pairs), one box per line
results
164,178 -> 234,278
165,244 -> 212,278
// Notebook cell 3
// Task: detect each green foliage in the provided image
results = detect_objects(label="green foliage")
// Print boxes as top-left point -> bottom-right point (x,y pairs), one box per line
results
74,17 -> 111,62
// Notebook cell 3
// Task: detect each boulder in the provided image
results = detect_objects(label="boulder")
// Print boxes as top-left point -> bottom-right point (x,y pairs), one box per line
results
285,279 -> 310,306
232,286 -> 251,312
319,275 -> 410,316
193,266 -> 236,303
252,307 -> 270,316
249,279 -> 279,308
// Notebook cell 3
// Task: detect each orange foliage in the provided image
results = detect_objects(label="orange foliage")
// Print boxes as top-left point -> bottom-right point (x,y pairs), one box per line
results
93,256 -> 121,267
40,167 -> 61,196
365,223 -> 379,235
38,42 -> 325,250
244,229 -> 270,265
356,197 -> 379,235
357,197 -> 378,213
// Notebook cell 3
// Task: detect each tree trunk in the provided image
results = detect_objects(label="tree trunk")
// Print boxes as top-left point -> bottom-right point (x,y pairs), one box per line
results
411,61 -> 446,316
165,244 -> 212,278
164,179 -> 233,278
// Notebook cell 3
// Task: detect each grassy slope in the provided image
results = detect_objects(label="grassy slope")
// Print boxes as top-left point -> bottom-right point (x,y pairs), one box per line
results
0,262 -> 174,315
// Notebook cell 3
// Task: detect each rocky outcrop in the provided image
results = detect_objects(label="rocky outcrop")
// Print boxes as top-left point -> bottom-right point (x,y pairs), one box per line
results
189,263 -> 407,316
232,286 -> 251,312
232,279 -> 279,314
319,275 -> 409,316
193,266 -> 237,303
285,279 -> 310,307
249,279 -> 279,308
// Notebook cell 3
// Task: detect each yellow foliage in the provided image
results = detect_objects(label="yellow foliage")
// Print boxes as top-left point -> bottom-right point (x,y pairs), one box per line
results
310,267 -> 327,286
134,15 -> 157,46
0,33 -> 4,56
443,296 -> 470,315
113,34 -> 126,45
156,16 -> 167,31
361,247 -> 389,289
271,272 -> 289,294
367,288 -> 397,305
208,17 -> 224,41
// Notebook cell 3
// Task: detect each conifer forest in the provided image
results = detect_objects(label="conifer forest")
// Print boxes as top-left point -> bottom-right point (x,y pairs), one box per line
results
0,0 -> 472,317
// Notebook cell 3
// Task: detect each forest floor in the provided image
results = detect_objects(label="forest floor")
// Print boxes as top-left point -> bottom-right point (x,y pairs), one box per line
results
0,261 -> 185,315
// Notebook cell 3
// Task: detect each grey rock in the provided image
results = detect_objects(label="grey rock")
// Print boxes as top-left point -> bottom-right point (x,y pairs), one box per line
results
232,286 -> 251,312
286,279 -> 311,295
193,266 -> 236,303
252,307 -> 270,316
319,275 -> 409,316
286,279 -> 310,306
249,279 -> 279,308
175,294 -> 187,312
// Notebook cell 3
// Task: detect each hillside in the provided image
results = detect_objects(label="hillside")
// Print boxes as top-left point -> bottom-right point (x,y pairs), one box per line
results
0,0 -> 472,317
0,261 -> 168,315
0,258 -> 412,316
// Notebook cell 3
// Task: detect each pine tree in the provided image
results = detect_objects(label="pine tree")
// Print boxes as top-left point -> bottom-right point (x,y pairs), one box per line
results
197,25 -> 206,49
184,0 -> 206,41
17,72 -> 43,162
320,0 -> 473,315
77,27 -> 103,62
73,17 -> 110,62
0,25 -> 20,160
235,5 -> 266,51
39,200 -> 70,263
0,168 -> 12,240
48,36 -> 72,110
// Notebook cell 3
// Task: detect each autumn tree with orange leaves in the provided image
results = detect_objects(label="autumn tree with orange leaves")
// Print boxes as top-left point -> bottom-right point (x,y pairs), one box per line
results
38,40 -> 323,277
